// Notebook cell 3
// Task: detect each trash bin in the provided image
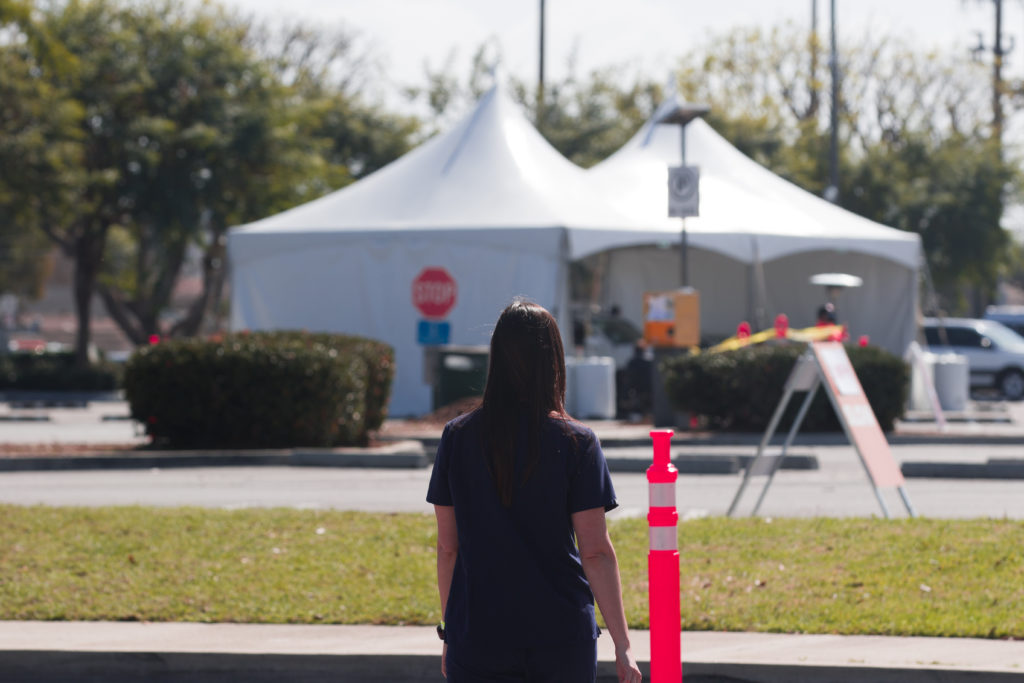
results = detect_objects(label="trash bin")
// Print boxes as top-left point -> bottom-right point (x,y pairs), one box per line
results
432,346 -> 489,411
932,352 -> 969,412
566,355 -> 616,419
908,350 -> 937,412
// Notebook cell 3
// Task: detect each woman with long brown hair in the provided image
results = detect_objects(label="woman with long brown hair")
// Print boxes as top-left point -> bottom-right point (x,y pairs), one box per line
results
427,300 -> 642,682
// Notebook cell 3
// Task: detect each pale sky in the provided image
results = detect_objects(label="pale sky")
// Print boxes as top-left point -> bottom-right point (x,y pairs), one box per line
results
227,0 -> 1024,107
225,0 -> 1024,232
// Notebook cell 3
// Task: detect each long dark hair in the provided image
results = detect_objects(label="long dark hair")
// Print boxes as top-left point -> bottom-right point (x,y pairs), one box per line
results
480,300 -> 569,507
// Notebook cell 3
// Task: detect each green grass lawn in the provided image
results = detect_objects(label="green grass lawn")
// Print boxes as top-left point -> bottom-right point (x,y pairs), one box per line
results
1,505 -> 1022,638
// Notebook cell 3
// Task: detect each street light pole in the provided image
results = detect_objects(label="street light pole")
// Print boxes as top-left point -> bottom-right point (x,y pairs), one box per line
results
826,0 -> 840,204
657,102 -> 709,288
537,0 -> 546,129
993,0 -> 1005,142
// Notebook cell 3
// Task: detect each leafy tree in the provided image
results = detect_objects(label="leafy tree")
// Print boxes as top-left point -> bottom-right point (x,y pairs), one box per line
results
511,64 -> 662,168
676,23 -> 1017,314
258,21 -> 419,191
406,44 -> 661,168
82,0 -> 315,344
0,0 -> 79,306
0,41 -> 61,301
0,231 -> 53,302
402,43 -> 503,138
0,4 -> 88,346
0,0 -> 418,360
843,135 -> 1013,312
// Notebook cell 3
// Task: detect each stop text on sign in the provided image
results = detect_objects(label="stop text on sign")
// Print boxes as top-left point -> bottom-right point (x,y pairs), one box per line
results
412,267 -> 457,319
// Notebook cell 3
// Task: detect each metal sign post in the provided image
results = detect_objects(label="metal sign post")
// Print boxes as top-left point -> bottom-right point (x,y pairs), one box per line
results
667,165 -> 699,288
728,342 -> 916,519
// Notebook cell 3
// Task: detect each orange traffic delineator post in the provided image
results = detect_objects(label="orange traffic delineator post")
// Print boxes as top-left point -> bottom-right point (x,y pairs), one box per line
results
648,430 -> 681,682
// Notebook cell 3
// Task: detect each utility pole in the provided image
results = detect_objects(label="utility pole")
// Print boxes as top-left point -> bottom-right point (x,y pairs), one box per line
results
993,0 -> 1005,142
537,0 -> 546,130
809,0 -> 820,120
826,0 -> 840,204
971,0 -> 1013,145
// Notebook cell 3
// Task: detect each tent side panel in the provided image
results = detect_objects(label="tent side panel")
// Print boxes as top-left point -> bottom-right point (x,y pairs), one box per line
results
595,246 -> 749,345
597,245 -> 917,356
761,251 -> 917,355
229,231 -> 565,417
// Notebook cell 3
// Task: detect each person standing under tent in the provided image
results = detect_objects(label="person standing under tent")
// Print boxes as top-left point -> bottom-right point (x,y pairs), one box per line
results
427,300 -> 642,683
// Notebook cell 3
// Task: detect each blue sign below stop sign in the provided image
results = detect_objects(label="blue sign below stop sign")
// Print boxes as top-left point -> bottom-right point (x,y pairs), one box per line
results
417,320 -> 451,346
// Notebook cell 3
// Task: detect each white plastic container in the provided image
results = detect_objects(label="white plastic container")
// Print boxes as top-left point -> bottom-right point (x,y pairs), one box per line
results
932,352 -> 969,412
566,356 -> 616,419
908,350 -> 937,412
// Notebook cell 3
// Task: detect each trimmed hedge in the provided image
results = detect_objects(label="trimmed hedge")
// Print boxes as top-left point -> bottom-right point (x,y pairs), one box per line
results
661,343 -> 908,432
233,331 -> 394,434
0,351 -> 120,391
123,331 -> 394,449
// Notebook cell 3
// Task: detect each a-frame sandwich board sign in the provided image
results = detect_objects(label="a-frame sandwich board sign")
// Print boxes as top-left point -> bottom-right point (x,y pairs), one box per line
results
727,341 -> 916,519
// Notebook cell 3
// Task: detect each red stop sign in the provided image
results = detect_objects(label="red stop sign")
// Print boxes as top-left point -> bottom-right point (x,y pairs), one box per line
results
412,267 -> 457,319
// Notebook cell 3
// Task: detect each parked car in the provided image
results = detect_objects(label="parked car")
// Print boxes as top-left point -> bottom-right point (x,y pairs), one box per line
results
921,317 -> 1024,400
983,305 -> 1024,337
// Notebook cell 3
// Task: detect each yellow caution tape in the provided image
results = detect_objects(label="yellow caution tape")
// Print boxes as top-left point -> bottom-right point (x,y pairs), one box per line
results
696,324 -> 846,355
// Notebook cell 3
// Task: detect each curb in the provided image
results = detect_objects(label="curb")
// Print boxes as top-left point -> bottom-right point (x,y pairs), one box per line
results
407,431 -> 1024,454
683,662 -> 1020,682
0,391 -> 124,408
0,441 -> 428,472
0,446 -> 817,475
0,650 -> 1016,683
604,453 -> 819,474
902,459 -> 1024,479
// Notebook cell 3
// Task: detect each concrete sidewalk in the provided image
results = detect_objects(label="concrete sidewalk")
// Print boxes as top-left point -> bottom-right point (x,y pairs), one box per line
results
1,621 -> 1023,682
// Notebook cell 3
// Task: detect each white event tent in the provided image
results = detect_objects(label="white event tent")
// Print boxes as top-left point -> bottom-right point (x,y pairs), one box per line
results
586,99 -> 923,355
228,86 -> 661,416
229,87 -> 923,417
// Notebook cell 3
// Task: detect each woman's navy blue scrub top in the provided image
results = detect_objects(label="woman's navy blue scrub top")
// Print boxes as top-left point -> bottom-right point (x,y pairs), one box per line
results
426,410 -> 618,650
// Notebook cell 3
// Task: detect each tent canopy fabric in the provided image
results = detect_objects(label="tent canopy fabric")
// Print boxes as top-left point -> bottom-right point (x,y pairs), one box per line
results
587,99 -> 922,268
584,98 -> 921,355
236,87 -> 654,258
229,86 -> 638,416
229,88 -> 923,416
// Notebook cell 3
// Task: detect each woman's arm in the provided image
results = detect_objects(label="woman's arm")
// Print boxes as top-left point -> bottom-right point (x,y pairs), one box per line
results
435,504 -> 458,613
572,506 -> 642,683
434,504 -> 458,678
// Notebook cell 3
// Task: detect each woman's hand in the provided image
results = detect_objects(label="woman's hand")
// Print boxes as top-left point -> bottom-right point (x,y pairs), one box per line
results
616,644 -> 642,683
441,642 -> 448,678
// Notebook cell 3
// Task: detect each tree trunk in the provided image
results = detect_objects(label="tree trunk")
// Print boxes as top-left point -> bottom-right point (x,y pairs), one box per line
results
71,235 -> 97,367
97,285 -> 148,346
100,226 -> 189,344
170,237 -> 227,338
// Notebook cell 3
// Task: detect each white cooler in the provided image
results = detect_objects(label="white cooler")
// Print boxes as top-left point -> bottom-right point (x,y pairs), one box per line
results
932,352 -> 969,412
566,356 -> 616,420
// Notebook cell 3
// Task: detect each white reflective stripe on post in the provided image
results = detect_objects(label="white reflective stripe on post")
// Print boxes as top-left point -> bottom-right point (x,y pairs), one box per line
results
648,483 -> 676,508
649,526 -> 678,551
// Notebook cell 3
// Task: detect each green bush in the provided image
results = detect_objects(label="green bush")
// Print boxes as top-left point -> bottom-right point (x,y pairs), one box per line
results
661,343 -> 909,432
123,331 -> 393,449
0,351 -> 120,391
233,331 -> 394,434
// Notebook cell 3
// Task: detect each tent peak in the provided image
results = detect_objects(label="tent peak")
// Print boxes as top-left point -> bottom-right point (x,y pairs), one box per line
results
441,87 -> 497,175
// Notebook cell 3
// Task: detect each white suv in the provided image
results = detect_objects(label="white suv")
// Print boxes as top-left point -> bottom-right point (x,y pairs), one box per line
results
922,317 -> 1024,400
